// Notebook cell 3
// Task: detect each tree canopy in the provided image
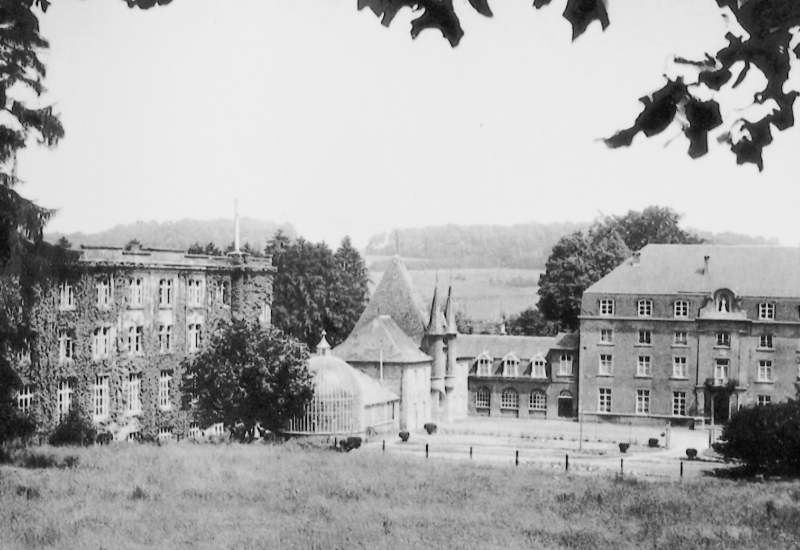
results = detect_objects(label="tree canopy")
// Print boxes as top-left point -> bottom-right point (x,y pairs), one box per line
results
537,206 -> 702,331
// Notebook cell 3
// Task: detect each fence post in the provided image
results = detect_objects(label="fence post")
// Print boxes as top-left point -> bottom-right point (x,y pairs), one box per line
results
620,458 -> 624,477
426,444 -> 429,458
470,447 -> 473,459
382,440 -> 385,453
516,450 -> 519,466
680,461 -> 684,478
566,454 -> 569,471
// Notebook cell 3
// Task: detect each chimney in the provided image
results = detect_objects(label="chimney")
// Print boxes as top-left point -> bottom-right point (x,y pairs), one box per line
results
704,255 -> 710,275
632,251 -> 641,265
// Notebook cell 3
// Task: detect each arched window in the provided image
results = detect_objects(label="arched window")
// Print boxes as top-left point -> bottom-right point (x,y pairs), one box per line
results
502,354 -> 520,377
529,390 -> 546,411
501,388 -> 519,409
532,355 -> 547,378
476,353 -> 493,377
476,387 -> 490,409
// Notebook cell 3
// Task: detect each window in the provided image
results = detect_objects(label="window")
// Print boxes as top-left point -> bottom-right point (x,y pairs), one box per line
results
559,353 -> 573,376
475,387 -> 490,408
127,373 -> 142,415
129,278 -> 143,308
672,391 -> 686,416
58,330 -> 75,362
759,302 -> 775,320
476,355 -> 492,377
17,385 -> 34,414
159,324 -> 173,354
599,354 -> 613,375
758,395 -> 772,406
529,391 -> 546,411
674,300 -> 689,318
599,299 -> 614,316
57,379 -> 73,421
638,330 -> 652,345
97,278 -> 112,308
638,300 -> 652,316
600,329 -> 613,344
531,356 -> 546,378
188,323 -> 202,352
15,345 -> 31,365
187,279 -> 204,307
636,390 -> 650,415
757,360 -> 773,382
674,331 -> 688,346
503,355 -> 520,377
637,356 -> 652,377
127,326 -> 144,356
500,388 -> 519,409
188,422 -> 201,440
716,332 -> 731,347
59,281 -> 75,309
714,359 -> 730,382
159,279 -> 174,307
93,375 -> 109,421
215,280 -> 230,305
258,303 -> 271,325
158,427 -> 173,441
159,371 -> 171,410
92,327 -> 112,360
672,357 -> 687,378
598,388 -> 612,413
758,334 -> 773,349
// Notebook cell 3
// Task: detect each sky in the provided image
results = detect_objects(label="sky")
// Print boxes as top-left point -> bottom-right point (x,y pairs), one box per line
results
16,0 -> 800,248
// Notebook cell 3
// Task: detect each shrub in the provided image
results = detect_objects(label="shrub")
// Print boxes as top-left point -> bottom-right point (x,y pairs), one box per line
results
15,485 -> 40,500
424,423 -> 437,435
686,448 -> 698,460
648,438 -> 659,448
339,437 -> 362,452
48,408 -> 96,447
716,399 -> 800,475
399,431 -> 409,442
619,443 -> 630,453
130,486 -> 147,501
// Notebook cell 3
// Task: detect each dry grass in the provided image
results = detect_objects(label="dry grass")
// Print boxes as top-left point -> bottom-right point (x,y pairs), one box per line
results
2,443 -> 800,549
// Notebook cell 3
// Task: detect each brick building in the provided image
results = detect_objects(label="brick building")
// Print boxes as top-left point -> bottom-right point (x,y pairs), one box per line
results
579,245 -> 800,426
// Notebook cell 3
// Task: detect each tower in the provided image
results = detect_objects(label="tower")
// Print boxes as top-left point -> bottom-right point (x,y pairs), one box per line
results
422,284 -> 447,421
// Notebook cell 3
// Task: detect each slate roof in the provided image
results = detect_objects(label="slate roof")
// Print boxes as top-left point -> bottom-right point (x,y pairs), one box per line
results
552,332 -> 580,350
352,255 -> 428,343
333,315 -> 432,365
586,244 -> 800,298
456,334 -> 557,360
352,369 -> 401,406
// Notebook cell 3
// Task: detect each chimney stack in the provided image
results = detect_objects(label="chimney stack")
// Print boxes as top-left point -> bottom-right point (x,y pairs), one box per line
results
704,255 -> 710,275
632,251 -> 641,265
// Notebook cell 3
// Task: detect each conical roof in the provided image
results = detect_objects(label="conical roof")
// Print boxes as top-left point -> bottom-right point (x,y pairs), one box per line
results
333,315 -> 432,364
353,255 -> 428,343
426,285 -> 443,336
444,286 -> 457,335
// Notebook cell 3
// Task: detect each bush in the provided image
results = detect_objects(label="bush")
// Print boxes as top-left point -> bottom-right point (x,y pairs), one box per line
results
716,399 -> 800,475
339,436 -> 362,452
399,431 -> 409,442
48,408 -> 96,447
424,423 -> 437,435
686,448 -> 698,460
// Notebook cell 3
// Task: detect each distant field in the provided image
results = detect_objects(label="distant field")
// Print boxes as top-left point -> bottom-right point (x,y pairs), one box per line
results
2,443 -> 799,550
368,257 -> 543,320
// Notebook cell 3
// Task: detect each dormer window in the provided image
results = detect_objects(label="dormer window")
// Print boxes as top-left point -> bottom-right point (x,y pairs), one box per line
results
502,354 -> 520,378
531,355 -> 546,378
674,301 -> 689,318
599,299 -> 614,316
637,300 -> 652,317
715,290 -> 733,313
476,354 -> 492,377
759,302 -> 775,320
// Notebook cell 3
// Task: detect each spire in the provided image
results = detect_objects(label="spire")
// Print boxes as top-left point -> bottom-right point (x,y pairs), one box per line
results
427,284 -> 442,335
316,330 -> 331,356
234,199 -> 241,253
444,285 -> 457,335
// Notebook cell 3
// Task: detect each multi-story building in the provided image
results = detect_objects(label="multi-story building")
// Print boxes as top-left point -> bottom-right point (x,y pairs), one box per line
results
10,243 -> 273,440
579,245 -> 800,426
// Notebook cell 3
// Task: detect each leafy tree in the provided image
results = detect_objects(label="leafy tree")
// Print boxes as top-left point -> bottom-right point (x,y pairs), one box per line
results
48,406 -> 96,447
56,236 -> 71,249
181,320 -> 312,441
203,241 -> 222,256
0,354 -> 36,445
715,399 -> 800,476
187,242 -> 204,254
124,238 -> 142,251
507,307 -> 559,337
329,237 -> 370,346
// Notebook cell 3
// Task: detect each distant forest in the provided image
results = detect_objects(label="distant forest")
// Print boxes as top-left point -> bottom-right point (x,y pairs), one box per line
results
366,223 -> 779,270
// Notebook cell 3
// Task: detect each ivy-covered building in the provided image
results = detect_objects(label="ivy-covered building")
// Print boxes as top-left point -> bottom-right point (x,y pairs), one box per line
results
10,244 -> 273,440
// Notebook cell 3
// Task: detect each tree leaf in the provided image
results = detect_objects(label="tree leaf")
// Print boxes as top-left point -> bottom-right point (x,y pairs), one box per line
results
468,0 -> 493,18
563,0 -> 609,41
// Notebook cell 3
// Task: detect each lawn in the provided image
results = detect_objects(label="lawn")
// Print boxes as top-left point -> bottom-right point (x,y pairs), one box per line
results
2,442 -> 800,549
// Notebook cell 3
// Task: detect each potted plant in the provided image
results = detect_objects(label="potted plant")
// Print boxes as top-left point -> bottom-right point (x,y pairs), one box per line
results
648,438 -> 660,448
686,448 -> 698,460
424,423 -> 437,435
399,431 -> 409,442
619,443 -> 630,453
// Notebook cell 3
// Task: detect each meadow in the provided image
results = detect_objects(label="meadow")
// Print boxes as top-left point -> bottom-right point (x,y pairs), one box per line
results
2,442 -> 800,550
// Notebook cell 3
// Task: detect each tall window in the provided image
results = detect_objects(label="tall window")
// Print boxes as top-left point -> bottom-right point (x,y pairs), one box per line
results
159,324 -> 173,354
714,359 -> 730,382
599,354 -> 613,375
476,356 -> 492,377
17,385 -> 34,414
127,373 -> 142,415
637,356 -> 652,377
159,279 -> 174,308
500,388 -> 519,409
259,303 -> 272,325
188,422 -> 201,440
129,278 -> 144,308
58,330 -> 75,362
559,353 -> 573,376
598,388 -> 611,413
716,332 -> 731,347
215,280 -> 230,305
758,395 -> 772,406
92,327 -> 112,360
158,427 -> 173,441
636,390 -> 650,415
475,387 -> 490,408
59,281 -> 75,309
758,334 -> 773,349
188,323 -> 202,352
674,300 -> 689,318
531,356 -> 546,378
672,357 -> 687,378
97,278 -> 112,308
638,300 -> 652,317
674,331 -> 688,346
159,371 -> 171,410
93,375 -> 109,421
672,391 -> 686,416
187,279 -> 204,307
502,356 -> 520,377
758,302 -> 775,320
529,390 -> 546,411
600,329 -> 613,344
57,379 -> 73,421
127,326 -> 144,356
599,299 -> 614,316
758,360 -> 773,382
638,330 -> 652,345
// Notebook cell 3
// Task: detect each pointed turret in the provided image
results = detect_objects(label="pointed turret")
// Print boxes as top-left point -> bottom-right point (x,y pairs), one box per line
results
426,284 -> 443,336
316,330 -> 331,356
444,285 -> 457,335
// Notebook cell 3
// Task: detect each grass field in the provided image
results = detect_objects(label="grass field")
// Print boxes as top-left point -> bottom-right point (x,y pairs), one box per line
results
2,443 -> 800,550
